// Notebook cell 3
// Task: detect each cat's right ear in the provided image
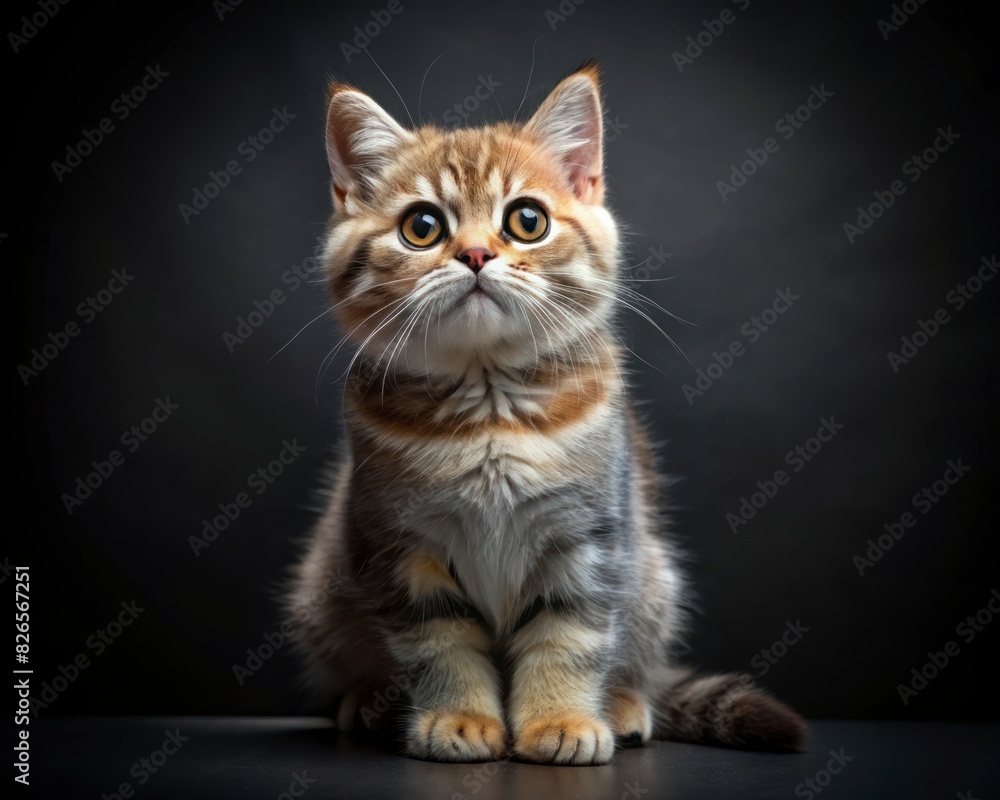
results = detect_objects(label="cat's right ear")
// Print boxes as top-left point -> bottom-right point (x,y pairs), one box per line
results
325,83 -> 412,208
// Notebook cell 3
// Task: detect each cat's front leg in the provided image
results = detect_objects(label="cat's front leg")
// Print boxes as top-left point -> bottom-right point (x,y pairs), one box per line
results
383,552 -> 506,762
507,608 -> 616,765
388,617 -> 506,761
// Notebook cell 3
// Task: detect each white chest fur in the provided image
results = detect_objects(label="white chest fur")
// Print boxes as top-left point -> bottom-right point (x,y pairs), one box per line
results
432,366 -> 555,423
358,361 -> 618,631
390,400 -> 613,632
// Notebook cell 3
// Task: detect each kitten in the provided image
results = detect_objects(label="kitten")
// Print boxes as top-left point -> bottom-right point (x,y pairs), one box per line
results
288,63 -> 806,765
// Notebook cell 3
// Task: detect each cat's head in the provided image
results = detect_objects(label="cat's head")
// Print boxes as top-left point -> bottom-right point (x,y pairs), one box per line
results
322,63 -> 620,375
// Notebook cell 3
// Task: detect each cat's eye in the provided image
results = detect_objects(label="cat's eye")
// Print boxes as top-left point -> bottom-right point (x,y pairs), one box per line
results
503,201 -> 549,243
399,207 -> 446,249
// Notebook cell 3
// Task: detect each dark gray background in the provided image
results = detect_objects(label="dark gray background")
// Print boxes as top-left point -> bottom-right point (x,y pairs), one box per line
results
10,0 -> 998,722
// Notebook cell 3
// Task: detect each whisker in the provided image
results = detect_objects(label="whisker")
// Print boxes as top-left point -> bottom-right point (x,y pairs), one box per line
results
540,278 -> 693,366
269,305 -> 333,363
315,294 -> 411,409
417,52 -> 447,124
514,34 -> 546,123
545,271 -> 697,329
363,47 -> 415,128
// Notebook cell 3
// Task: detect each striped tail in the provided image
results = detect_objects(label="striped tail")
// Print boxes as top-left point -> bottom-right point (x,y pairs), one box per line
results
654,670 -> 807,752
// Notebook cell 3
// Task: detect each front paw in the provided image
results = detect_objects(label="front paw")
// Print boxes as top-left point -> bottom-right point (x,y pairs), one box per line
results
513,713 -> 614,765
406,710 -> 507,762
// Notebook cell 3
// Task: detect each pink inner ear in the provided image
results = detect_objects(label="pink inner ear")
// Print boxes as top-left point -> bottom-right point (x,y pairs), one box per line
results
565,133 -> 603,203
525,72 -> 605,204
578,174 -> 603,203
328,121 -> 358,201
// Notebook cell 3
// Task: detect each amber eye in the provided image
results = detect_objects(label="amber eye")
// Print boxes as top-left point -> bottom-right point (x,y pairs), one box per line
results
400,207 -> 446,249
504,201 -> 549,243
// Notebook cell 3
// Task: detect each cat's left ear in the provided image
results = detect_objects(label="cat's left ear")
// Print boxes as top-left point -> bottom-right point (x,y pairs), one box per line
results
525,63 -> 604,204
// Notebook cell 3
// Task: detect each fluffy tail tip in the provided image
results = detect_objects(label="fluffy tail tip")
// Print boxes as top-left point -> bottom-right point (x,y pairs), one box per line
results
725,685 -> 808,752
657,672 -> 808,753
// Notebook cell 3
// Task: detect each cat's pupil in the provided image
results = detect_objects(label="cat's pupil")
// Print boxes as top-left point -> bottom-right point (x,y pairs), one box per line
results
518,208 -> 538,233
412,213 -> 436,239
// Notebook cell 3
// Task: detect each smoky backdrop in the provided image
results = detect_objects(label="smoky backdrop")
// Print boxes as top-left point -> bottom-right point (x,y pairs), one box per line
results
11,0 -> 998,720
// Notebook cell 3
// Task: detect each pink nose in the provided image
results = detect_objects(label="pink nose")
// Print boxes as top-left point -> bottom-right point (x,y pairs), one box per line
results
458,247 -> 495,273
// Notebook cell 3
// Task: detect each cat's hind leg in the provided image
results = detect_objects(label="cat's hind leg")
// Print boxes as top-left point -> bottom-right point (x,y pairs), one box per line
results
606,686 -> 653,746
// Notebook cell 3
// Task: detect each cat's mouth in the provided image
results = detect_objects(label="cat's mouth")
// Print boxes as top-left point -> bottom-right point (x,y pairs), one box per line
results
465,284 -> 496,307
439,272 -> 510,320
463,278 -> 499,306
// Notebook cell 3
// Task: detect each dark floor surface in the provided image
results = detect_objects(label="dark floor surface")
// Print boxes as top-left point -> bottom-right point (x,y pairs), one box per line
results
25,717 -> 999,799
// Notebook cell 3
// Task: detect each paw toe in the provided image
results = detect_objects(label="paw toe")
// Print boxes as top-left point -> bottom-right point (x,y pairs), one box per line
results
408,710 -> 506,762
514,714 -> 614,765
